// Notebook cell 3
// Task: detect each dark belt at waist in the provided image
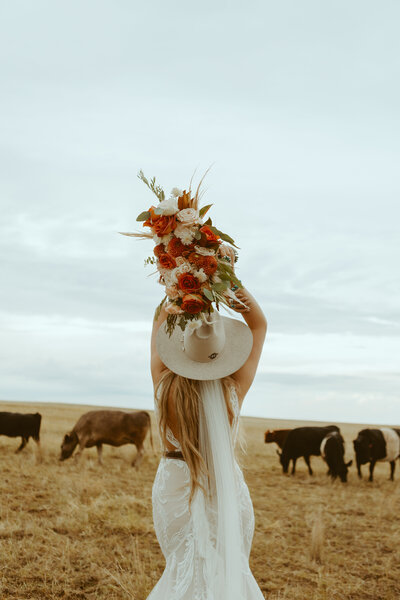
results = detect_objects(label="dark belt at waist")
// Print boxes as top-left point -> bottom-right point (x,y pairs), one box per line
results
164,450 -> 185,461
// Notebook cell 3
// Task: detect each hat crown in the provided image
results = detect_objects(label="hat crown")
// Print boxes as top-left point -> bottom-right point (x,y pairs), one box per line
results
184,312 -> 226,363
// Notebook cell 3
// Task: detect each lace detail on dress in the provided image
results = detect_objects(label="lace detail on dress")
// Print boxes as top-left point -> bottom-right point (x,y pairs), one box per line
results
148,385 -> 264,600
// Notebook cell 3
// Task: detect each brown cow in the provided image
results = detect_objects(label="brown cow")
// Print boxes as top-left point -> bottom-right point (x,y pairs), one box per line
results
60,410 -> 153,468
264,429 -> 292,449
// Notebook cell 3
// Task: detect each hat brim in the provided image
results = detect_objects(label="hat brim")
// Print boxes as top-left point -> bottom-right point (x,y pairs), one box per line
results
156,316 -> 253,381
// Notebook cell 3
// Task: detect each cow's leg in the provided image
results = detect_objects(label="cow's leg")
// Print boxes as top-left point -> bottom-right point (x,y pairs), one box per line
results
304,455 -> 313,476
96,443 -> 103,465
16,437 -> 28,453
291,458 -> 297,475
389,460 -> 395,481
368,460 -> 376,482
356,459 -> 363,479
132,443 -> 145,469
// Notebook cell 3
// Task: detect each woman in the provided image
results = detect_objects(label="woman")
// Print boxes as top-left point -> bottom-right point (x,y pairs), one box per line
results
147,245 -> 267,600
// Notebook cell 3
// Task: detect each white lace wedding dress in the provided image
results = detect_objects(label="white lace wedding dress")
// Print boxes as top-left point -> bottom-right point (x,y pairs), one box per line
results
147,384 -> 264,600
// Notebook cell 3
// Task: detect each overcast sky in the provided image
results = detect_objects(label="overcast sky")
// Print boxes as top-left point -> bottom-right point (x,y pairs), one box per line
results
1,0 -> 399,424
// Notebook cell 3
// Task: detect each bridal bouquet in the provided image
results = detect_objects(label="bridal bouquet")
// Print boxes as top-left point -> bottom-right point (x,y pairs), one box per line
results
121,170 -> 244,335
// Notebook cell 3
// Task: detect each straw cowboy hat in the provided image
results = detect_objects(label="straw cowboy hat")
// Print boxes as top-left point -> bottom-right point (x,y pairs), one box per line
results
156,310 -> 253,380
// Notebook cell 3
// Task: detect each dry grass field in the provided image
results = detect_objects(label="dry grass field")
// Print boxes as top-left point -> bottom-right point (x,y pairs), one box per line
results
0,400 -> 399,600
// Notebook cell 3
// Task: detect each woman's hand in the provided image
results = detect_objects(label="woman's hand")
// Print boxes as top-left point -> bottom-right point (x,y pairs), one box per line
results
229,289 -> 250,313
218,244 -> 236,271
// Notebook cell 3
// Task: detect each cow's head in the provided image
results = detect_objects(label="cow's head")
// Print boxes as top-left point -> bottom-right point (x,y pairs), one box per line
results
264,430 -> 273,443
60,431 -> 79,461
338,459 -> 353,482
277,450 -> 289,473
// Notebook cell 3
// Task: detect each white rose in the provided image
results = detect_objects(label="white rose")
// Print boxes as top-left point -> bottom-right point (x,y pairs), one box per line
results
177,208 -> 200,226
157,196 -> 179,216
171,262 -> 192,284
194,245 -> 216,256
170,187 -> 183,197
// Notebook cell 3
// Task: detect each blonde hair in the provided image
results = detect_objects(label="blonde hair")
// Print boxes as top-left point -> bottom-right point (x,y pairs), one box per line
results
155,370 -> 237,504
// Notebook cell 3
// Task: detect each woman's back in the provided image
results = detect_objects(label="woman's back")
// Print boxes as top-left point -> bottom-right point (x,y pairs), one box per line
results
150,379 -> 263,600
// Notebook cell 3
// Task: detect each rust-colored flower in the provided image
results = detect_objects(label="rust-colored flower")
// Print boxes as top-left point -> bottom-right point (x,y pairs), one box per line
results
187,252 -> 205,267
201,255 -> 218,275
158,253 -> 177,270
181,293 -> 205,314
199,225 -> 220,245
177,273 -> 201,293
153,215 -> 177,236
153,244 -> 165,258
167,237 -> 188,258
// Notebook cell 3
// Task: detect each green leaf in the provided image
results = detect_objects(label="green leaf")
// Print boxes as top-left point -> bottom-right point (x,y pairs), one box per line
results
136,211 -> 150,222
203,289 -> 214,302
210,225 -> 239,248
166,314 -> 177,337
212,281 -> 230,293
199,204 -> 213,218
178,316 -> 187,331
217,262 -> 243,288
203,217 -> 213,227
194,230 -> 202,240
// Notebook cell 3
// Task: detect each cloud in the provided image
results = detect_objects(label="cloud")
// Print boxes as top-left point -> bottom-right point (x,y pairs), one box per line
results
0,1 -> 399,424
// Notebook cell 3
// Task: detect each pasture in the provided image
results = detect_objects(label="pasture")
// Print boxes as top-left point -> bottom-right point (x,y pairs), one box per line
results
0,400 -> 399,600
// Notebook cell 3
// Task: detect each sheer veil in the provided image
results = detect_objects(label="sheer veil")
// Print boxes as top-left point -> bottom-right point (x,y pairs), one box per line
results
191,379 -> 245,599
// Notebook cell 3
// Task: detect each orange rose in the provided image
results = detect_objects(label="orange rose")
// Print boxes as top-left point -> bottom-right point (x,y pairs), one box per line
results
153,215 -> 177,236
199,225 -> 220,244
181,293 -> 205,314
177,273 -> 201,293
153,243 -> 165,258
143,206 -> 177,236
158,253 -> 177,270
143,206 -> 160,229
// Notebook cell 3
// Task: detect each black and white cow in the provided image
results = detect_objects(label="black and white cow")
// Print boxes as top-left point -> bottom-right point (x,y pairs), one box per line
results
0,412 -> 42,452
353,428 -> 400,481
320,431 -> 352,482
278,425 -> 340,475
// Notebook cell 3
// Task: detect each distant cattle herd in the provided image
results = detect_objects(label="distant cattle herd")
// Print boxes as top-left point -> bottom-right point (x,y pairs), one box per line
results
265,425 -> 400,482
1,410 -> 400,482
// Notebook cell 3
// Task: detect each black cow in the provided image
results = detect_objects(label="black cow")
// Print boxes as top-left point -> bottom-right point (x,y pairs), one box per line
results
278,425 -> 340,475
320,431 -> 352,482
0,412 -> 42,452
353,427 -> 400,481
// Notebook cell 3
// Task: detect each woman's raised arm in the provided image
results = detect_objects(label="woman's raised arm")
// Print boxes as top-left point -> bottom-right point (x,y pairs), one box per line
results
231,288 -> 267,402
